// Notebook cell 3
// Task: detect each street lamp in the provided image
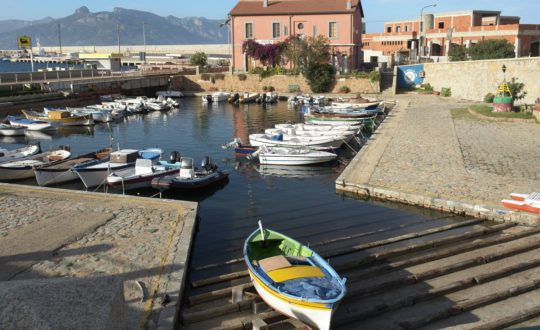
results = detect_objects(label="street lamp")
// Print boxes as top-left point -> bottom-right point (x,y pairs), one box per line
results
220,15 -> 231,70
419,3 -> 436,61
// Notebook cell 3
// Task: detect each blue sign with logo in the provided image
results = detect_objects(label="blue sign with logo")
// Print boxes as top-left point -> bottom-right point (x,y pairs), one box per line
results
397,65 -> 424,87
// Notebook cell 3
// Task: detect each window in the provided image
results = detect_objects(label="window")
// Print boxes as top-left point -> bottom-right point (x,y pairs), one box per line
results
396,26 -> 401,32
405,25 -> 410,32
387,26 -> 392,33
284,25 -> 289,37
313,25 -> 317,36
329,21 -> 338,38
298,23 -> 304,30
272,22 -> 281,39
245,22 -> 253,39
438,22 -> 444,29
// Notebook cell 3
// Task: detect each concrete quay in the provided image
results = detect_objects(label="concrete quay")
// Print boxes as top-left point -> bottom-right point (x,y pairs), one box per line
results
0,183 -> 198,330
337,94 -> 540,225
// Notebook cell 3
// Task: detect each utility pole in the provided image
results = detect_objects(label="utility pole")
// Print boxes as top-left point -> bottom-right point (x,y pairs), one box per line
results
142,22 -> 146,55
117,24 -> 121,54
58,24 -> 62,55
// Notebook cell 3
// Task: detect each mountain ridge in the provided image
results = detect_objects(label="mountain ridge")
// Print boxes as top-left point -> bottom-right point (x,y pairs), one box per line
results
0,6 -> 228,48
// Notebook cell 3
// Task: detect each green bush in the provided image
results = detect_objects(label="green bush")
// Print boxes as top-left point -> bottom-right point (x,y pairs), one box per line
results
190,51 -> 208,66
423,83 -> 434,92
468,39 -> 515,60
484,93 -> 495,103
369,70 -> 380,82
237,73 -> 247,81
201,73 -> 211,81
441,87 -> 451,97
358,71 -> 369,78
213,73 -> 225,80
448,44 -> 468,62
506,77 -> 527,101
304,63 -> 334,93
339,86 -> 350,93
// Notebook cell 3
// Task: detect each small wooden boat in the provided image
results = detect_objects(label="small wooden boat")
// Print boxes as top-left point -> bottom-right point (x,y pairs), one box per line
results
249,145 -> 337,165
265,127 -> 357,139
212,92 -> 231,102
244,222 -> 346,330
222,138 -> 258,156
7,116 -> 53,131
0,144 -> 41,163
240,93 -> 259,104
33,147 -> 113,186
107,152 -> 182,191
72,148 -> 162,189
0,124 -> 26,136
502,192 -> 540,214
275,122 -> 361,132
0,148 -> 71,181
22,110 -> 94,127
151,157 -> 228,191
249,133 -> 346,150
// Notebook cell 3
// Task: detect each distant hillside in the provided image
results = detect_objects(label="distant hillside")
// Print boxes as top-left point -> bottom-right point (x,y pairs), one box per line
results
0,6 -> 228,48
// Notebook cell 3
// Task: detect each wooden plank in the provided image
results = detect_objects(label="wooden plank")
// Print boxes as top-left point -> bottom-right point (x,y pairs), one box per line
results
182,298 -> 254,325
191,270 -> 249,288
189,283 -> 254,305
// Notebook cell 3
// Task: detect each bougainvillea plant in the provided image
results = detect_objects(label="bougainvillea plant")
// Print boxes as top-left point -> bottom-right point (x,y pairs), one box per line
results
242,40 -> 286,66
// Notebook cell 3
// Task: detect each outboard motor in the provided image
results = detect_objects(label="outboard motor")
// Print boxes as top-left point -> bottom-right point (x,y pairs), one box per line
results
201,156 -> 216,171
232,93 -> 239,103
204,95 -> 212,103
169,151 -> 181,164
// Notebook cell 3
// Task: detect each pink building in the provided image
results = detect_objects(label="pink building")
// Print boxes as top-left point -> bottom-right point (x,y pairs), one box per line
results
228,0 -> 364,73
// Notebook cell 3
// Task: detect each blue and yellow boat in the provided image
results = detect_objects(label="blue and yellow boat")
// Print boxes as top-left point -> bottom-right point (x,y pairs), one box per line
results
244,222 -> 346,330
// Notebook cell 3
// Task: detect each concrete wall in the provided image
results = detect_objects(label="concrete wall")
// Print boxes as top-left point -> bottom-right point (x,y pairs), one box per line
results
40,44 -> 230,56
423,57 -> 540,104
175,73 -> 378,94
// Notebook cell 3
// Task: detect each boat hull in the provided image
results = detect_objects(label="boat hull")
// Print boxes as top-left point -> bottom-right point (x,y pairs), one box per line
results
249,134 -> 345,150
502,199 -> 540,214
151,170 -> 229,191
0,127 -> 26,136
259,153 -> 337,165
108,168 -> 179,190
248,268 -> 334,330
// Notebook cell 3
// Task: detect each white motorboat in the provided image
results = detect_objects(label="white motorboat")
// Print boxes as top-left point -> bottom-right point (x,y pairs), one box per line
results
107,157 -> 181,191
0,124 -> 26,136
67,107 -> 113,123
212,92 -> 231,102
249,145 -> 337,165
72,148 -> 162,189
0,144 -> 41,163
0,149 -> 71,181
264,127 -> 357,141
249,133 -> 346,150
275,122 -> 361,132
33,147 -> 113,186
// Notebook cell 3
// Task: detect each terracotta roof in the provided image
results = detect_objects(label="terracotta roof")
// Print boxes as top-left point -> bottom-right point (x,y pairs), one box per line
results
229,0 -> 364,17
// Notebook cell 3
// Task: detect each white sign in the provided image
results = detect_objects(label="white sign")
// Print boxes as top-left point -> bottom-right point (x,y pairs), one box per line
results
257,40 -> 274,45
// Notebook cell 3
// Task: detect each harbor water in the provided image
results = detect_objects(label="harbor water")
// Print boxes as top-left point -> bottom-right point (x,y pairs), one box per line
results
0,97 -> 467,281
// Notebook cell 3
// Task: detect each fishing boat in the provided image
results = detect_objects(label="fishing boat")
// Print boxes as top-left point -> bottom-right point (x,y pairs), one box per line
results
0,144 -> 41,163
249,145 -> 337,165
0,148 -> 71,181
249,133 -> 346,150
7,116 -> 53,131
0,124 -> 26,136
275,122 -> 361,132
240,93 -> 259,104
212,91 -> 231,102
107,151 -> 182,191
502,192 -> 540,214
264,127 -> 357,140
72,148 -> 162,189
222,138 -> 258,156
22,110 -> 94,127
244,222 -> 346,330
151,157 -> 228,191
66,107 -> 113,123
33,147 -> 113,186
331,99 -> 381,110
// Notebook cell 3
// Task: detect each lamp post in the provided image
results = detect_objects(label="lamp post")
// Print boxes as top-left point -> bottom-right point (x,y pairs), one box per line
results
220,15 -> 231,71
419,3 -> 436,62
142,22 -> 146,64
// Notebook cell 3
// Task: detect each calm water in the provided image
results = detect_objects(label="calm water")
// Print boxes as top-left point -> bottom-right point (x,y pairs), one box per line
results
0,97 -> 466,279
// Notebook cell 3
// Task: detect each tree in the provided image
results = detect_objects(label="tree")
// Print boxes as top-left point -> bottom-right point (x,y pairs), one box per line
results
282,36 -> 308,71
468,39 -> 514,60
305,35 -> 330,65
190,51 -> 207,66
304,63 -> 334,93
448,44 -> 468,62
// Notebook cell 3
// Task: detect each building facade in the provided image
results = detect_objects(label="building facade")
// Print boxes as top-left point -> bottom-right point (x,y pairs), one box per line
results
229,0 -> 364,73
361,10 -> 540,64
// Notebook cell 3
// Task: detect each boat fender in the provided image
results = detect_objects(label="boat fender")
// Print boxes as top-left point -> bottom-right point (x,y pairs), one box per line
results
170,151 -> 181,164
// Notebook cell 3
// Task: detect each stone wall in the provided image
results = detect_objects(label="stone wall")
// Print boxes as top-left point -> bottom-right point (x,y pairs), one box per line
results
173,73 -> 379,94
423,57 -> 540,104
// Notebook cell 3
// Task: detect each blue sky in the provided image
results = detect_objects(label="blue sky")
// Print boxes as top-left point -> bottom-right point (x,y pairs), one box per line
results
1,0 -> 539,33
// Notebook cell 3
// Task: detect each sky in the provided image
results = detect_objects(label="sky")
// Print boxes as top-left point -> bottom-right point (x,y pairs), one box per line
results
1,0 -> 539,33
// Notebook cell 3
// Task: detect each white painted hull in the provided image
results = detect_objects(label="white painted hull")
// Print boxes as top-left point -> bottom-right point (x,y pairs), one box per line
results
257,148 -> 337,165
249,272 -> 334,330
74,163 -> 133,189
249,134 -> 345,150
212,92 -> 230,102
0,167 -> 35,180
34,169 -> 79,186
0,127 -> 26,136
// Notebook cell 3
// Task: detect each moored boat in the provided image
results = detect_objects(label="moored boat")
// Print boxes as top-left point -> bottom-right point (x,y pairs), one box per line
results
0,124 -> 26,136
107,152 -> 182,191
0,144 -> 41,163
33,147 -> 114,186
244,222 -> 346,330
249,145 -> 337,165
502,192 -> 540,214
0,148 -> 71,181
249,133 -> 346,150
22,110 -> 94,127
7,116 -> 53,131
151,157 -> 228,191
72,148 -> 162,189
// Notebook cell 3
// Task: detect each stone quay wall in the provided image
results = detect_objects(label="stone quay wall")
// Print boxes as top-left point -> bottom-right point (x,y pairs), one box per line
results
423,57 -> 540,105
174,73 -> 379,94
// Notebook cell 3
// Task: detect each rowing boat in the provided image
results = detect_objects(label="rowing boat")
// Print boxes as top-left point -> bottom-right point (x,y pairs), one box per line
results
244,222 -> 346,330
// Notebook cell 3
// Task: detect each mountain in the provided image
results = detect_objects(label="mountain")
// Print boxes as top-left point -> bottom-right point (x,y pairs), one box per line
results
0,6 -> 228,48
